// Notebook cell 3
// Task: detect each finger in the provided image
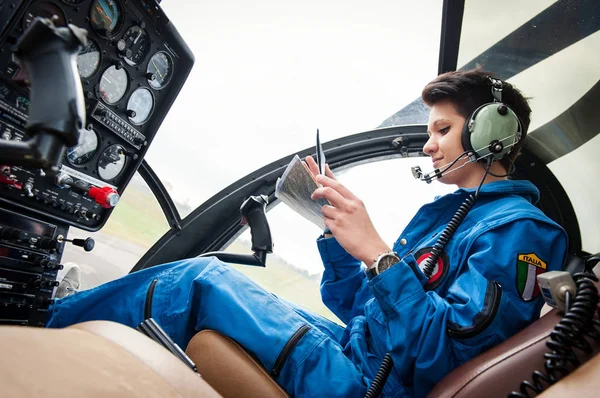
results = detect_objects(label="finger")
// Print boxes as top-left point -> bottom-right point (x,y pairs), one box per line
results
316,174 -> 357,201
312,186 -> 348,209
321,204 -> 338,220
304,156 -> 319,176
325,164 -> 336,180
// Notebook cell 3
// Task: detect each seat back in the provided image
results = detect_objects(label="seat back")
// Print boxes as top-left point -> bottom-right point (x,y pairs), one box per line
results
428,304 -> 600,397
0,321 -> 221,398
186,330 -> 289,398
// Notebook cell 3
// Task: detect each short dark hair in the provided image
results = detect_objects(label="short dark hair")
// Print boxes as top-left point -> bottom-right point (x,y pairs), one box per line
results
421,68 -> 531,170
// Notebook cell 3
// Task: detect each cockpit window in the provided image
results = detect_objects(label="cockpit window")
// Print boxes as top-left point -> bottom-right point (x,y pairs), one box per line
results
145,1 -> 443,219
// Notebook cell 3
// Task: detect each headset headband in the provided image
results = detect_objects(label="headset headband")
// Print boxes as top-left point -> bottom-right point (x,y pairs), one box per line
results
488,76 -> 503,103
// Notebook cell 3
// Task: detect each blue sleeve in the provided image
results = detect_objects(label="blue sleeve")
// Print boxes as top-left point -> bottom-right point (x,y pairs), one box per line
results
366,218 -> 567,397
317,236 -> 374,324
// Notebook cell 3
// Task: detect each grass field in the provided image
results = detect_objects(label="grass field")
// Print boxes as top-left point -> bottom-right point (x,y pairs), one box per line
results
100,181 -> 342,323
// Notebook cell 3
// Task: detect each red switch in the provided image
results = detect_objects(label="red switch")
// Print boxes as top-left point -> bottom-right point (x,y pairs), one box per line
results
88,186 -> 120,208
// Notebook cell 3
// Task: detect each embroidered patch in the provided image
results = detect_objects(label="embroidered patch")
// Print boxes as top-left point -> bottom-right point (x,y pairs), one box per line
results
415,247 -> 449,290
516,253 -> 547,301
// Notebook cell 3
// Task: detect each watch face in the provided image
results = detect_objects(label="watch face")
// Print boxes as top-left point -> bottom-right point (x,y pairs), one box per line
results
376,253 -> 400,274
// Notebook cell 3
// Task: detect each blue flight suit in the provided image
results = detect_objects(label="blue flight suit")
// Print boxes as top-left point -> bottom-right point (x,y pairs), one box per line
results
47,179 -> 567,397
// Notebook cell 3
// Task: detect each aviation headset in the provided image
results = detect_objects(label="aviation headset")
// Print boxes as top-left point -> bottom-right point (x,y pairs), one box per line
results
461,76 -> 523,162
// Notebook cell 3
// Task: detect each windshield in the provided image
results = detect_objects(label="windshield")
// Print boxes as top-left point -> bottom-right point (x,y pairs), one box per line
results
145,0 -> 442,217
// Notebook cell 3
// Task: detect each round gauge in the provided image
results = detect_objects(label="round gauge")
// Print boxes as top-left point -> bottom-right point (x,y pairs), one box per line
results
99,65 -> 128,104
62,0 -> 86,5
120,25 -> 151,66
127,88 -> 154,125
67,127 -> 99,166
98,144 -> 126,180
23,1 -> 67,30
90,0 -> 123,37
77,40 -> 101,78
147,51 -> 174,90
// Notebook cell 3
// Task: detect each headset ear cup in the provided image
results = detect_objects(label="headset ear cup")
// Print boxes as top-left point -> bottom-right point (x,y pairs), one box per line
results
468,102 -> 521,160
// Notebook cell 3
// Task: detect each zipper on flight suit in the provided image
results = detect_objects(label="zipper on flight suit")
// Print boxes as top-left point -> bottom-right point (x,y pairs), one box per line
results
144,278 -> 158,319
447,280 -> 502,339
271,324 -> 311,378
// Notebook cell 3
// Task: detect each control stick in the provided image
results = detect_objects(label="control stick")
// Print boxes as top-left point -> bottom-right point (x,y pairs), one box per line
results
199,195 -> 274,267
57,236 -> 95,252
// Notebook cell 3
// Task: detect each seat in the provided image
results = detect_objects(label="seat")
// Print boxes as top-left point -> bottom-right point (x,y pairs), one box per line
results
187,308 -> 600,398
186,330 -> 289,398
427,308 -> 598,397
0,320 -> 222,398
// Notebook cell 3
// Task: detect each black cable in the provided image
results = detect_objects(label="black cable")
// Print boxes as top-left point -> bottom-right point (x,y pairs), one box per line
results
363,160 -> 495,397
485,155 -> 516,178
509,254 -> 600,397
421,159 -> 491,279
364,353 -> 394,398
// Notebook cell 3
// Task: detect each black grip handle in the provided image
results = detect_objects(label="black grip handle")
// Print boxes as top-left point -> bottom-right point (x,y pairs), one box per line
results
240,195 -> 273,254
15,18 -> 87,147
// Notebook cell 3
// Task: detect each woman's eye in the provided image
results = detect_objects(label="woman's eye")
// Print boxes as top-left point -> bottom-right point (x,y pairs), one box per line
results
439,126 -> 450,135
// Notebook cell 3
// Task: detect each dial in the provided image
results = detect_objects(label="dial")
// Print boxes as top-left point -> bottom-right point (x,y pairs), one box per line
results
99,65 -> 128,104
147,51 -> 174,90
67,127 -> 99,166
23,2 -> 66,30
127,88 -> 154,125
90,0 -> 123,37
98,144 -> 126,180
77,40 -> 101,78
120,25 -> 151,66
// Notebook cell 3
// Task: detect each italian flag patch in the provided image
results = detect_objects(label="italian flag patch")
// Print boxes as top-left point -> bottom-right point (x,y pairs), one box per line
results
516,253 -> 547,301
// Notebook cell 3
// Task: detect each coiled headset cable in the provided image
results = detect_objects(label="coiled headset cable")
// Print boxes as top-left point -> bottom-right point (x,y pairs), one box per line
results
421,157 -> 492,279
509,254 -> 600,397
364,158 -> 494,397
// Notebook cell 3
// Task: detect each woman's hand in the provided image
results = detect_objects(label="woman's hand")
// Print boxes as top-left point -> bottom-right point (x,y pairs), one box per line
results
309,162 -> 391,266
304,156 -> 336,181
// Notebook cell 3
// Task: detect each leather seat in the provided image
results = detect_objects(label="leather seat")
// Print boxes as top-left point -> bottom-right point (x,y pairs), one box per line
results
427,309 -> 599,397
186,330 -> 289,398
187,308 -> 600,398
0,321 -> 221,398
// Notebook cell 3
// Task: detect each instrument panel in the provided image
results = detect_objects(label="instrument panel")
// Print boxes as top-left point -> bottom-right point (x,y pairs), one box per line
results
0,0 -> 194,231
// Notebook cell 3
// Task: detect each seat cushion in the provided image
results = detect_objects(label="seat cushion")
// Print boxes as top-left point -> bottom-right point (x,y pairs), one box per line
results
0,321 -> 221,398
186,330 -> 289,398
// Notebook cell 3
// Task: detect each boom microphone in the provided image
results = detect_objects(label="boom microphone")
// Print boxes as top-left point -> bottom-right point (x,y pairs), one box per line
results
411,151 -> 473,184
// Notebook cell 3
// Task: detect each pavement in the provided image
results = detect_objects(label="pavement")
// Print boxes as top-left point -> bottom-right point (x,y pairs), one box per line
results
60,230 -> 147,291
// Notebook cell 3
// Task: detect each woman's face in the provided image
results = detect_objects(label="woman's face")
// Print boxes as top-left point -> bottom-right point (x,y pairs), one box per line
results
423,101 -> 482,188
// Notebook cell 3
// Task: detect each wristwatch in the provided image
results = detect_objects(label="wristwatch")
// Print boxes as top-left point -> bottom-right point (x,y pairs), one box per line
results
365,251 -> 400,279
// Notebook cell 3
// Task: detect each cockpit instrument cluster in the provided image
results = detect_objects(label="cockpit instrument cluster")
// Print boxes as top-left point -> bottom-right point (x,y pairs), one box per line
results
0,0 -> 193,326
0,0 -> 194,231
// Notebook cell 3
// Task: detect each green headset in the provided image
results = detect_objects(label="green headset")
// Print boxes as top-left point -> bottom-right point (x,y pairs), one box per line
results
461,76 -> 522,162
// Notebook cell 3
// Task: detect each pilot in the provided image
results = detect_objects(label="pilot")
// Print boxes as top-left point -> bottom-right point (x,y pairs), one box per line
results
47,68 -> 567,397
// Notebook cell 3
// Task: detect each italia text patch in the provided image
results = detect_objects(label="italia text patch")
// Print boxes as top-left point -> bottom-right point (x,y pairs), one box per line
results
516,253 -> 547,301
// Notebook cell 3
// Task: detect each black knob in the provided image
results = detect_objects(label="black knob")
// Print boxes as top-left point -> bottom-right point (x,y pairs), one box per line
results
69,237 -> 95,252
112,60 -> 124,70
38,237 -> 59,250
145,72 -> 156,81
97,108 -> 108,117
126,109 -> 137,118
497,104 -> 508,116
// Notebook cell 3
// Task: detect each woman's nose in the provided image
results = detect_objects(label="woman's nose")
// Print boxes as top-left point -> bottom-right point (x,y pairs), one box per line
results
423,136 -> 437,156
